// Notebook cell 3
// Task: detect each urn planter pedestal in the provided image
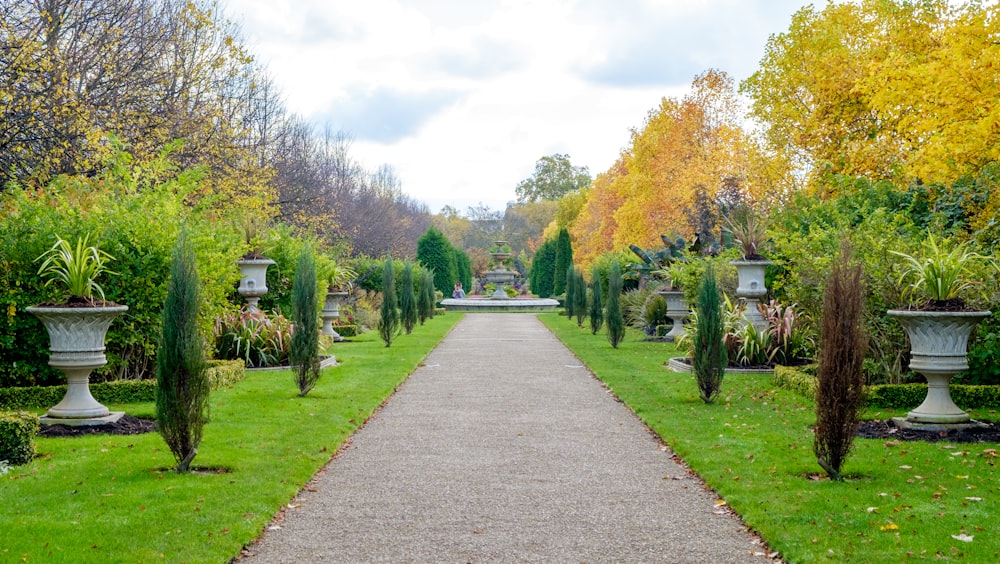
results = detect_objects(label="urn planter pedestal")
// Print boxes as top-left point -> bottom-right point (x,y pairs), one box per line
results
888,310 -> 990,430
237,257 -> 276,312
656,289 -> 689,341
321,290 -> 349,341
731,260 -> 771,332
26,305 -> 128,426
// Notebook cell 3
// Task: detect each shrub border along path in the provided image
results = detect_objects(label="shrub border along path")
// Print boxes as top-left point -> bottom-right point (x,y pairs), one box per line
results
541,315 -> 1000,562
0,315 -> 459,563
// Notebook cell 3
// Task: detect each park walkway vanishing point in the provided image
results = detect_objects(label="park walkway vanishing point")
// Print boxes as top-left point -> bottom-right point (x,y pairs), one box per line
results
242,313 -> 769,563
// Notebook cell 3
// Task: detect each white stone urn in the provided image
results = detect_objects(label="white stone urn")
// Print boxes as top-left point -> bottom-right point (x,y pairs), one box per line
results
321,290 -> 349,341
656,289 -> 689,341
888,309 -> 990,427
26,305 -> 128,424
731,259 -> 771,332
237,257 -> 276,311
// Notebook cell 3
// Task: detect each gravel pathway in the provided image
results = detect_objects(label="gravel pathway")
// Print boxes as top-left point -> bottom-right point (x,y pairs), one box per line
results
241,313 -> 768,563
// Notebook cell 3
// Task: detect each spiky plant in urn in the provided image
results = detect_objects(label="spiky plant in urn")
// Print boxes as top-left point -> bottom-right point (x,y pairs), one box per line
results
724,207 -> 771,333
26,235 -> 128,425
888,235 -> 991,430
318,259 -> 356,341
235,213 -> 275,313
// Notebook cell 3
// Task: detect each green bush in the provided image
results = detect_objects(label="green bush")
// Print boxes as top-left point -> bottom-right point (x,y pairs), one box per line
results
0,411 -> 38,465
331,324 -> 358,338
0,380 -> 158,410
205,360 -> 246,390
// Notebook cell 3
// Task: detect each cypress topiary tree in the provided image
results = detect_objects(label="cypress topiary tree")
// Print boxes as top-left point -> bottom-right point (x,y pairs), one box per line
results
379,256 -> 400,347
589,264 -> 603,334
574,269 -> 587,327
156,229 -> 209,473
553,227 -> 572,296
424,269 -> 437,319
605,260 -> 625,348
417,266 -> 431,325
290,245 -> 320,397
814,239 -> 867,481
564,264 -> 576,319
455,249 -> 472,292
531,238 -> 557,298
416,227 -> 458,296
400,260 -> 417,334
693,264 -> 726,403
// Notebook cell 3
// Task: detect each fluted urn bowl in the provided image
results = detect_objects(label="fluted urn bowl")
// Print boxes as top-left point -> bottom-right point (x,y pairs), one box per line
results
26,304 -> 128,419
888,309 -> 990,425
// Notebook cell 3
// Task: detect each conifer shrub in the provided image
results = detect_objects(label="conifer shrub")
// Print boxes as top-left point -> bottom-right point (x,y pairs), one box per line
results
693,264 -> 726,403
565,264 -> 576,319
400,261 -> 417,334
605,261 -> 625,348
573,269 -> 587,327
156,230 -> 209,473
589,265 -> 604,334
814,239 -> 867,481
290,246 -> 320,397
418,270 -> 434,323
553,228 -> 572,295
379,257 -> 400,347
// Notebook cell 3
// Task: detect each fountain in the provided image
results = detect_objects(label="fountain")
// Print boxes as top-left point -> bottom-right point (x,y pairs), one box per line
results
442,241 -> 558,312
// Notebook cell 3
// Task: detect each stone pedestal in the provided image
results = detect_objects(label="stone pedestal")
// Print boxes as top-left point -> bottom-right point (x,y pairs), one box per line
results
237,257 -> 276,312
731,260 -> 771,332
321,290 -> 349,341
657,290 -> 689,341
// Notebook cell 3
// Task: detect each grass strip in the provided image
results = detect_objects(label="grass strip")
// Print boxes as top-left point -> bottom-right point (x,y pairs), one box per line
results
541,314 -> 1000,562
1,313 -> 460,563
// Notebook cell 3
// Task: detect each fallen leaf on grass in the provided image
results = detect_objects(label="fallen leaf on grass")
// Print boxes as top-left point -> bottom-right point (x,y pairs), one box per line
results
952,534 -> 974,542
965,497 -> 983,502
880,523 -> 899,531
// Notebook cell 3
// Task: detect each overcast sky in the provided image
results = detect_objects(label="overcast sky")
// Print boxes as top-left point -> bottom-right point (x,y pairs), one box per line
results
226,0 -> 808,214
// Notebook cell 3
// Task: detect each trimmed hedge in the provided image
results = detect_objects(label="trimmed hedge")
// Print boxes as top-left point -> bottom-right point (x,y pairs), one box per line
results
773,365 -> 818,400
0,360 -> 245,410
0,411 -> 39,465
774,365 -> 1000,410
206,359 -> 246,390
331,325 -> 358,338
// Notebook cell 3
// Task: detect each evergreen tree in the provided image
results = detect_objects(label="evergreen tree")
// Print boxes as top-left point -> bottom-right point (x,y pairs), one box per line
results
424,270 -> 437,319
417,266 -> 431,325
400,261 -> 417,334
693,264 -> 726,403
378,257 -> 400,347
553,227 -> 573,296
156,229 -> 209,473
531,238 -> 557,298
291,245 -> 321,397
565,264 -> 576,319
589,264 -> 604,334
416,227 -> 458,296
574,269 -> 587,327
605,261 -> 625,348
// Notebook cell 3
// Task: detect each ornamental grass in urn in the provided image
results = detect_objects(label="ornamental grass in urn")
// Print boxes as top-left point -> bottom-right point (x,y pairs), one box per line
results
887,234 -> 991,428
27,235 -> 128,422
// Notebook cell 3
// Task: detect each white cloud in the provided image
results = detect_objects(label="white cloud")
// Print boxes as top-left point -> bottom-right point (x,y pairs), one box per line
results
227,0 -> 806,214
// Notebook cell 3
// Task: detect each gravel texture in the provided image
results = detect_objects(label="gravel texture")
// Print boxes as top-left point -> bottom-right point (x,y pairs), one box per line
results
241,314 -> 768,563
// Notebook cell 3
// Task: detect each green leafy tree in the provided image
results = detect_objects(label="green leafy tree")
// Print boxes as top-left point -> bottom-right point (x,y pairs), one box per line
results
605,261 -> 625,348
420,269 -> 435,322
156,229 -> 209,473
455,249 -> 472,292
693,264 -> 726,403
416,227 -> 458,296
589,265 -> 604,334
565,264 -> 576,319
379,257 -> 400,347
400,261 -> 417,334
574,269 -> 588,327
290,245 -> 320,397
515,153 -> 592,203
815,239 -> 868,481
553,227 -> 573,296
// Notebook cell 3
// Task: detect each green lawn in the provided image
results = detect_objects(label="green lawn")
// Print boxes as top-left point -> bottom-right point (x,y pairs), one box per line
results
541,313 -> 1000,562
1,313 -> 460,563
